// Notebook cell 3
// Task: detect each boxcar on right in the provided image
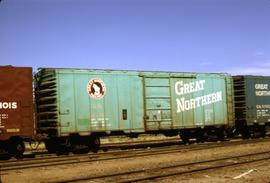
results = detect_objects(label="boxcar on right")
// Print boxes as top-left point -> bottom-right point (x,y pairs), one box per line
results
233,75 -> 270,138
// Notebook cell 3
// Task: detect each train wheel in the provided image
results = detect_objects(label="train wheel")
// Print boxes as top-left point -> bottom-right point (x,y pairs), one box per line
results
69,135 -> 90,154
8,137 -> 25,159
45,139 -> 57,153
56,145 -> 69,156
71,145 -> 90,154
89,136 -> 100,153
216,128 -> 225,141
195,129 -> 205,143
180,131 -> 190,144
259,125 -> 266,138
241,127 -> 251,139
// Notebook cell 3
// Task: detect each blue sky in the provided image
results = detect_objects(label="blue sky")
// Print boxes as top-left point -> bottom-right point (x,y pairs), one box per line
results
0,0 -> 269,75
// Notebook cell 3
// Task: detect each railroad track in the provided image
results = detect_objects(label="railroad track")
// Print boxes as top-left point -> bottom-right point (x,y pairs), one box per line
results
51,150 -> 270,183
0,137 -> 182,164
1,138 -> 270,172
0,137 -> 181,161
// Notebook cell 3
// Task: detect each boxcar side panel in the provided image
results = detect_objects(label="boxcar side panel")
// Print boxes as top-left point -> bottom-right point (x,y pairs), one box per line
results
225,76 -> 235,127
143,77 -> 172,130
56,70 -> 145,136
58,73 -> 76,136
74,73 -> 91,133
245,76 -> 270,125
129,75 -> 144,132
116,75 -> 144,132
40,69 -> 233,137
102,74 -> 120,131
0,66 -> 34,140
116,75 -> 130,131
171,75 -> 229,128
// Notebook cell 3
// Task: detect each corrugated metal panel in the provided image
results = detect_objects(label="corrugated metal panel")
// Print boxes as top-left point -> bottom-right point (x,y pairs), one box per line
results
170,75 -> 232,128
143,77 -> 172,130
35,68 -> 58,136
36,68 -> 145,137
0,66 -> 34,140
225,76 -> 235,127
234,76 -> 270,125
35,68 -> 233,137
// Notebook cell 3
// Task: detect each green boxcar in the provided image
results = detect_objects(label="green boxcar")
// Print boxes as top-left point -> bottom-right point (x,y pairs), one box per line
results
234,76 -> 270,137
35,69 -> 144,138
35,68 -> 234,139
143,73 -> 234,131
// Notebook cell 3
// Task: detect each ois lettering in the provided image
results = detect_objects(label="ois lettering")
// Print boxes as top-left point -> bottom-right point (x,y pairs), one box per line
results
0,102 -> 17,109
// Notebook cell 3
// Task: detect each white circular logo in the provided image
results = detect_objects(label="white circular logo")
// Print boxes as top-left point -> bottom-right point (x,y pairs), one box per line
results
87,79 -> 106,99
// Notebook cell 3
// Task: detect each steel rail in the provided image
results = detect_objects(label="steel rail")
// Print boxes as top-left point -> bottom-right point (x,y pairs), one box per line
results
1,138 -> 270,172
52,150 -> 270,183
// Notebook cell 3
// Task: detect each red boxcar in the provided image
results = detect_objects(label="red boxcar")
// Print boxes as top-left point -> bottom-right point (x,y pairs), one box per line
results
0,66 -> 35,158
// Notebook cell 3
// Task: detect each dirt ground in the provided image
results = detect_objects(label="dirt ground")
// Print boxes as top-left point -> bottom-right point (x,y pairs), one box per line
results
1,139 -> 270,183
158,158 -> 270,183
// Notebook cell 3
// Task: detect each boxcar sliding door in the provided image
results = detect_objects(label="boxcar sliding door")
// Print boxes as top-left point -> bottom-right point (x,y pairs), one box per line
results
143,77 -> 173,130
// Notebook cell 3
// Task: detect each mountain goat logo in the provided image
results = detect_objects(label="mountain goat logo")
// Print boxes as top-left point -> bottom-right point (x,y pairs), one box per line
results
87,79 -> 106,99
